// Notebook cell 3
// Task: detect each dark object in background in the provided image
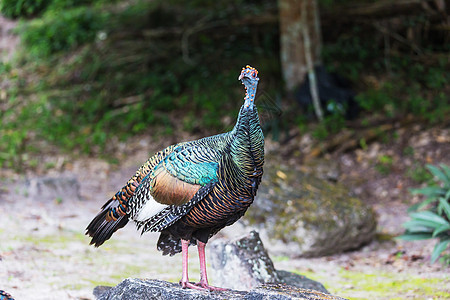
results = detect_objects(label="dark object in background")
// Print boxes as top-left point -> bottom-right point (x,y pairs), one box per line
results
296,65 -> 359,120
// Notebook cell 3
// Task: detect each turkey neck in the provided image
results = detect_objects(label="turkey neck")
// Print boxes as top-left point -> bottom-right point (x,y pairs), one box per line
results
243,80 -> 257,110
229,84 -> 264,188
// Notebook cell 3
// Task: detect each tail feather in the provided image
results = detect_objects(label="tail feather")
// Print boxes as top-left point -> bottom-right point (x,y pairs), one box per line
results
156,232 -> 196,256
86,199 -> 129,247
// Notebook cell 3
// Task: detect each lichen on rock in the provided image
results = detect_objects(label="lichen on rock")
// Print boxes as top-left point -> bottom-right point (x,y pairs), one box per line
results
240,155 -> 377,257
94,278 -> 348,300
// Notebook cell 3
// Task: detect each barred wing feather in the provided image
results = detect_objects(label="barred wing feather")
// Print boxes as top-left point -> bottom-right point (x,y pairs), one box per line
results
130,145 -> 220,232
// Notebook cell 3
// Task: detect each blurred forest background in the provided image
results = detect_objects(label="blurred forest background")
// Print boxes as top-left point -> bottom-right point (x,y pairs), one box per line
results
0,0 -> 448,170
0,1 -> 449,298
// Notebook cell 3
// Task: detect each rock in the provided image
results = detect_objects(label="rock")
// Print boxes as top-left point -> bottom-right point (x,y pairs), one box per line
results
277,270 -> 328,293
209,231 -> 281,290
94,286 -> 113,299
231,158 -> 377,257
209,231 -> 328,293
94,278 -> 348,300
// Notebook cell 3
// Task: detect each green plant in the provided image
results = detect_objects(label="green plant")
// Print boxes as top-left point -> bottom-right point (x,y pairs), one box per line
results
0,0 -> 51,18
322,26 -> 382,81
375,154 -> 393,175
0,0 -> 281,169
402,146 -> 414,156
399,164 -> 450,264
312,123 -> 329,140
0,0 -> 114,19
323,19 -> 450,123
311,109 -> 347,140
19,6 -> 108,58
359,138 -> 368,151
407,163 -> 434,184
355,86 -> 396,117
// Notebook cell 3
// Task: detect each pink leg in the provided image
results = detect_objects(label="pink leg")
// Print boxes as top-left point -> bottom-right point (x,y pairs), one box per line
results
197,240 -> 209,287
196,241 -> 227,291
179,239 -> 227,291
180,239 -> 190,288
179,239 -> 205,290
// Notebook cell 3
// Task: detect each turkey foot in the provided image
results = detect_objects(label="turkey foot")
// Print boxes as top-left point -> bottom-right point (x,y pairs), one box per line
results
179,280 -> 227,291
195,282 -> 228,291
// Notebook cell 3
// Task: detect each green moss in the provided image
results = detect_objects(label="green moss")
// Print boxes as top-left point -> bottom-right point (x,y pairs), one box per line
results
62,282 -> 87,290
375,233 -> 395,242
340,270 -> 449,299
272,255 -> 290,262
294,268 -> 450,299
245,157 -> 377,256
20,230 -> 86,245
84,278 -> 118,287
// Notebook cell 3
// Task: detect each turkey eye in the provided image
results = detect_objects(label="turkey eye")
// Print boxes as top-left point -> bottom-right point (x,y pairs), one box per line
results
252,72 -> 256,77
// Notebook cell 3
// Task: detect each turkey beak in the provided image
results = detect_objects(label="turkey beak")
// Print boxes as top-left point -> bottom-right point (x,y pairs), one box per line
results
238,73 -> 244,81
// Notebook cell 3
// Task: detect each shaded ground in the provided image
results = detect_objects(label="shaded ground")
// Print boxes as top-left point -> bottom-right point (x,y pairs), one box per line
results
0,124 -> 449,300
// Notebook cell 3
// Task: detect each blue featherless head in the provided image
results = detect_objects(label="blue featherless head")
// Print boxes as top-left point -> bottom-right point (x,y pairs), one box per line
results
238,65 -> 259,84
238,65 -> 259,108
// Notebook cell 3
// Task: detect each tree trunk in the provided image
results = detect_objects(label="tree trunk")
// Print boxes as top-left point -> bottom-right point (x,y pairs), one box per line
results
278,0 -> 322,92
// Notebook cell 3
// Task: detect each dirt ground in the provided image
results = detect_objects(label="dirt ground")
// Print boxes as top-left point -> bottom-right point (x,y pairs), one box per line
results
0,124 -> 449,300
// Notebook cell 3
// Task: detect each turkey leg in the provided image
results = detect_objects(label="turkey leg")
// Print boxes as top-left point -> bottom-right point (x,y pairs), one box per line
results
179,239 -> 226,291
196,241 -> 226,291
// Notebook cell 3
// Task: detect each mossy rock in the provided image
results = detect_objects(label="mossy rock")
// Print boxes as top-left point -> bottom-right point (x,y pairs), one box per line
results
243,156 -> 377,257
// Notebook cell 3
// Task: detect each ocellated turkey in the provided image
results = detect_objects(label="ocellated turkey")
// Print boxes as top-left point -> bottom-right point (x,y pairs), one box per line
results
86,65 -> 264,291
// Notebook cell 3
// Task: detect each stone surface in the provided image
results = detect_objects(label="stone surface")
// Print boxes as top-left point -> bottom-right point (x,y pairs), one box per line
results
209,231 -> 281,290
223,156 -> 377,257
209,231 -> 328,293
94,278 -> 348,300
277,271 -> 328,294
